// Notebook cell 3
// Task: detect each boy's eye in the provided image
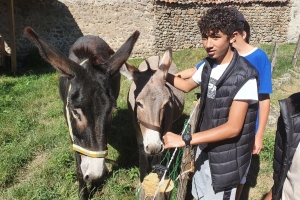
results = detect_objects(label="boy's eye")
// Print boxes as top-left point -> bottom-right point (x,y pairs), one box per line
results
211,34 -> 220,38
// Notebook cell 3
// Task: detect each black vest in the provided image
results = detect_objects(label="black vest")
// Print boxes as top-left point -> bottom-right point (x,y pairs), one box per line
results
272,92 -> 300,200
195,50 -> 259,192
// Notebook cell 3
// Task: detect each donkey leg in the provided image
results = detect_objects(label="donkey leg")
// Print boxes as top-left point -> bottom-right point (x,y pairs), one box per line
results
90,179 -> 101,198
78,178 -> 89,200
139,145 -> 149,182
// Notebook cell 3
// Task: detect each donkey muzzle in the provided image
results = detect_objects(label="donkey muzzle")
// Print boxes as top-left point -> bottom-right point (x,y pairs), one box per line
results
80,156 -> 108,182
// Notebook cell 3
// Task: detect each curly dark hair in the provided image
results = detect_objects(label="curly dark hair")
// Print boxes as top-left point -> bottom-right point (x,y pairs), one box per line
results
198,6 -> 240,38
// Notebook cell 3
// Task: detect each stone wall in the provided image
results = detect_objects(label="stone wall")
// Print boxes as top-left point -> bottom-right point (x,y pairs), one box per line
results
287,0 -> 300,43
0,0 -> 298,58
153,1 -> 292,53
0,0 -> 155,57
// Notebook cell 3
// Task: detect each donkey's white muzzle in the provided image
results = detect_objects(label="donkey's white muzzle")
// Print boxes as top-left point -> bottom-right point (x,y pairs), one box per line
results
80,156 -> 108,182
143,130 -> 164,155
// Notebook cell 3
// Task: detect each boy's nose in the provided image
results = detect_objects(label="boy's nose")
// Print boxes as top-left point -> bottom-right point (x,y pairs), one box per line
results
206,38 -> 213,48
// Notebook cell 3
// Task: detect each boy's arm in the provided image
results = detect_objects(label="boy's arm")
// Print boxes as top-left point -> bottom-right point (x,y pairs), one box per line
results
163,100 -> 250,148
253,94 -> 270,154
166,73 -> 198,93
175,67 -> 197,79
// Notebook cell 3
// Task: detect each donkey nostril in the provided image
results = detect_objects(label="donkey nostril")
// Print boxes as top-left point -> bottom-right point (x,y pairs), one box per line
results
159,144 -> 164,152
145,145 -> 149,152
84,175 -> 89,181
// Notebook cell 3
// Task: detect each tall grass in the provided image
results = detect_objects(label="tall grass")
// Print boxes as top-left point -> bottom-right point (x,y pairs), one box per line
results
0,43 -> 297,199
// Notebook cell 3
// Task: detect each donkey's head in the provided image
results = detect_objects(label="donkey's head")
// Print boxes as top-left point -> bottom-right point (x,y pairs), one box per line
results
121,48 -> 174,155
24,27 -> 139,183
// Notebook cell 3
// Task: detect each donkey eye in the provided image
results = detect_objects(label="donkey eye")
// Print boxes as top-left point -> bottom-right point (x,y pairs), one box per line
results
72,109 -> 81,121
136,102 -> 143,109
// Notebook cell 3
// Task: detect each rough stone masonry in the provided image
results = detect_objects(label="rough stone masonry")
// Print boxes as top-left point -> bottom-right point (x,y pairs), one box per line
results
0,0 -> 299,58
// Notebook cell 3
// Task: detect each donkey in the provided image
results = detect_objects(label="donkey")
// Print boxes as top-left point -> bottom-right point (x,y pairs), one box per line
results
120,47 -> 185,181
24,27 -> 139,199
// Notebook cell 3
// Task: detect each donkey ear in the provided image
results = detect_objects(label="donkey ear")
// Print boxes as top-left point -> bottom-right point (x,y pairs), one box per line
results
158,47 -> 172,79
24,26 -> 84,78
120,62 -> 139,81
103,30 -> 140,77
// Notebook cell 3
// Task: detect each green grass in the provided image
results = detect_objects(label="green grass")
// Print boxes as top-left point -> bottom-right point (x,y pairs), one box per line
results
259,43 -> 299,78
0,43 -> 297,199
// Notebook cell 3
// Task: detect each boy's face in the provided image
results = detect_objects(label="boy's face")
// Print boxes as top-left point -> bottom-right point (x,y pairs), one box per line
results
202,30 -> 235,64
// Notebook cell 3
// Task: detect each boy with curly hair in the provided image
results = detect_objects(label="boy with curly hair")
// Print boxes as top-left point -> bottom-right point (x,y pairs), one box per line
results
163,6 -> 259,199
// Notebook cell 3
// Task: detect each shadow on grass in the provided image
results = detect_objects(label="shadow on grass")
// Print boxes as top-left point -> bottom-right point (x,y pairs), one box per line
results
0,49 -> 56,77
108,108 -> 139,169
241,154 -> 261,200
107,107 -> 189,170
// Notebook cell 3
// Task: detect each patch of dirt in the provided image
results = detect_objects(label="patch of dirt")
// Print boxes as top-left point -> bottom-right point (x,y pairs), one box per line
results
1,153 -> 49,199
15,153 -> 49,187
248,173 -> 273,200
273,71 -> 300,100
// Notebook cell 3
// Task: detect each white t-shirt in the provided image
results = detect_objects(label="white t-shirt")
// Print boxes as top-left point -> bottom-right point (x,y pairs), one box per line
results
192,62 -> 258,103
282,142 -> 300,200
191,62 -> 258,150
240,47 -> 258,57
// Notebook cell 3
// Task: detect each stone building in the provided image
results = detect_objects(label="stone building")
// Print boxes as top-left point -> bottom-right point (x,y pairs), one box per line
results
0,0 -> 299,58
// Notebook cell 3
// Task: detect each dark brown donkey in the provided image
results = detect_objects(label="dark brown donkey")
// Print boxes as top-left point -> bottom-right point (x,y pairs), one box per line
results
120,48 -> 185,181
24,27 -> 139,200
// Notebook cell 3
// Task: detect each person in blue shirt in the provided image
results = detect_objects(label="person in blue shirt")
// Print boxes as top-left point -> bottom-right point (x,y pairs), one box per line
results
175,7 -> 272,200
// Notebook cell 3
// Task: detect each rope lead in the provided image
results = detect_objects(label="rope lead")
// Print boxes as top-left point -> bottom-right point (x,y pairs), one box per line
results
151,98 -> 200,200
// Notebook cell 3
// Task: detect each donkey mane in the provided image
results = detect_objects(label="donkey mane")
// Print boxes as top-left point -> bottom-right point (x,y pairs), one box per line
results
69,35 -> 115,67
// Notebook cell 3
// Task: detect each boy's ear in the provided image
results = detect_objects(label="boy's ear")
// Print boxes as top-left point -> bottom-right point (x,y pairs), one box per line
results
242,31 -> 247,40
230,31 -> 238,44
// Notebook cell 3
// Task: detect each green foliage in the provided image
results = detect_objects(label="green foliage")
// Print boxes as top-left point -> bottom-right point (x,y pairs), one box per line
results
173,48 -> 207,71
127,57 -> 145,68
260,132 -> 276,163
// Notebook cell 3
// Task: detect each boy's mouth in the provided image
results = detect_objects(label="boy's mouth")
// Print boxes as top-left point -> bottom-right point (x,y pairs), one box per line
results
207,50 -> 215,56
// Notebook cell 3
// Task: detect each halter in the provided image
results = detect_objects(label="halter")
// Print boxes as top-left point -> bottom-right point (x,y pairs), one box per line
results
137,119 -> 161,132
65,59 -> 108,158
136,83 -> 174,133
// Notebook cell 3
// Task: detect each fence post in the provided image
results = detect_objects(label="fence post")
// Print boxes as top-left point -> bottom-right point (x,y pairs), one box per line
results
6,0 -> 17,72
271,42 -> 278,72
292,34 -> 300,68
0,35 -> 4,67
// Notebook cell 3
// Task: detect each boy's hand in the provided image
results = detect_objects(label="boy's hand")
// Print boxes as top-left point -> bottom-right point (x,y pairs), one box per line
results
252,134 -> 263,154
163,132 -> 185,149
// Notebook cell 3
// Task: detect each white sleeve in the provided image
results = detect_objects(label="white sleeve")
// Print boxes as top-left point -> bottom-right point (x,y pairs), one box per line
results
234,78 -> 258,104
192,63 -> 205,85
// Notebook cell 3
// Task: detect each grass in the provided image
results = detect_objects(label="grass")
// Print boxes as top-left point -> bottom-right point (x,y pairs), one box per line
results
259,43 -> 300,78
0,43 -> 298,199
